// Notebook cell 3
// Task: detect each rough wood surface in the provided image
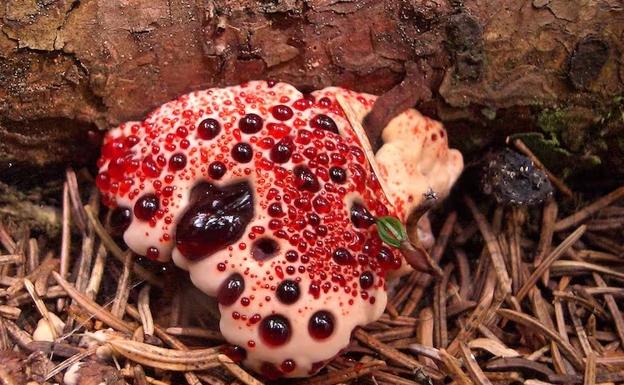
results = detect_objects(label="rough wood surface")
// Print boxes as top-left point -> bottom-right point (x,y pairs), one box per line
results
1,0 -> 623,182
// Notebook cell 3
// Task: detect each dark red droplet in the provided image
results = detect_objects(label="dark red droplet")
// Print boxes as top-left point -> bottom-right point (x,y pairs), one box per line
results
329,167 -> 346,184
376,247 -> 394,269
270,137 -> 294,163
169,153 -> 187,171
107,157 -> 126,179
285,250 -> 298,262
276,280 -> 300,304
308,311 -> 334,340
268,202 -> 284,217
176,182 -> 254,260
208,161 -> 227,179
281,359 -> 296,373
260,362 -> 282,380
312,196 -> 331,214
350,202 -> 375,228
134,194 -> 159,221
218,273 -> 245,306
332,248 -> 354,265
96,172 -> 111,191
110,206 -> 132,235
359,271 -> 374,289
239,113 -> 263,134
220,345 -> 247,363
252,238 -> 279,261
259,315 -> 291,346
232,142 -> 253,163
310,114 -> 339,134
293,166 -> 320,192
142,156 -> 161,178
146,246 -> 159,260
271,105 -> 294,121
198,118 -> 221,140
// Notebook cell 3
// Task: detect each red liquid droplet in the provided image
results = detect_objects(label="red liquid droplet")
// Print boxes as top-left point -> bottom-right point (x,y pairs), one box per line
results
271,105 -> 293,121
281,359 -> 296,373
217,273 -> 245,306
176,182 -> 254,260
232,142 -> 253,163
350,202 -> 375,228
141,156 -> 161,178
208,161 -> 226,179
332,248 -> 354,265
310,114 -> 339,134
293,165 -> 320,193
134,194 -> 159,221
239,113 -> 263,134
276,280 -> 300,304
329,166 -> 346,184
168,153 -> 187,171
270,137 -> 294,163
259,315 -> 291,346
359,271 -> 374,289
146,246 -> 159,260
198,118 -> 221,140
308,311 -> 334,340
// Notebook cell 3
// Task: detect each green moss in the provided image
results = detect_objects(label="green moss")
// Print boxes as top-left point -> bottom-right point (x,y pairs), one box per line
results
537,109 -> 567,139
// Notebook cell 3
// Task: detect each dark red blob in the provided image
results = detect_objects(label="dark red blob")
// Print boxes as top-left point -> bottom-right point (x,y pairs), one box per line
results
307,213 -> 321,226
107,157 -> 126,179
271,105 -> 294,121
285,250 -> 298,262
308,311 -> 335,340
252,238 -> 279,261
376,247 -> 395,269
332,247 -> 354,265
95,172 -> 111,191
198,118 -> 221,140
268,202 -> 284,217
232,142 -> 253,163
281,359 -> 296,373
220,345 -> 247,363
146,246 -> 159,260
142,156 -> 161,178
329,166 -> 347,184
134,194 -> 159,221
208,161 -> 227,179
350,202 -> 375,228
239,113 -> 264,134
110,206 -> 132,235
310,114 -> 339,134
359,271 -> 374,289
270,137 -> 294,163
218,273 -> 245,306
176,182 -> 254,260
260,362 -> 282,380
276,280 -> 300,304
312,196 -> 331,214
293,166 -> 320,192
168,153 -> 187,171
259,315 -> 291,346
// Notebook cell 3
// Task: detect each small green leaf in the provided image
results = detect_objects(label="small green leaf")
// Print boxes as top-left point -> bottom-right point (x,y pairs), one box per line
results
376,216 -> 407,248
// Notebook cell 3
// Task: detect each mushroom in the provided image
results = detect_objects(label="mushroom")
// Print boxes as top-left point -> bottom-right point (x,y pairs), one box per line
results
96,81 -> 463,378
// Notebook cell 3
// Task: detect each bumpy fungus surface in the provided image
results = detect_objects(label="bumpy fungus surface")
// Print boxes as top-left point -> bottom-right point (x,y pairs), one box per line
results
96,81 -> 463,378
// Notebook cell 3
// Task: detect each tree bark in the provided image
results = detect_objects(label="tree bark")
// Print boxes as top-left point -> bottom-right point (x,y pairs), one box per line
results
1,0 -> 623,186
